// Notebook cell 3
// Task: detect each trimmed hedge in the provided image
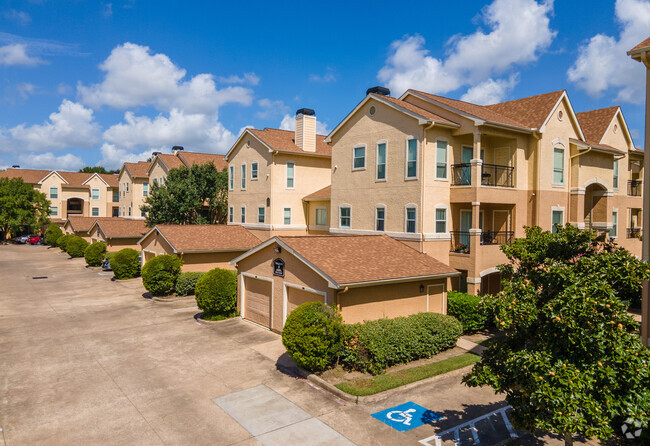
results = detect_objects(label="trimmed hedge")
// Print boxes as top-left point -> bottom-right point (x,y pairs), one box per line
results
141,254 -> 183,296
57,233 -> 74,251
84,241 -> 107,267
447,291 -> 488,332
195,268 -> 237,316
109,248 -> 141,279
44,223 -> 63,246
341,312 -> 463,374
175,272 -> 204,296
282,302 -> 344,372
65,236 -> 89,258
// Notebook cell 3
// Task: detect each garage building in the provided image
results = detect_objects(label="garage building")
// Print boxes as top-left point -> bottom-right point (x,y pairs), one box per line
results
63,217 -> 121,242
231,235 -> 459,331
88,219 -> 148,251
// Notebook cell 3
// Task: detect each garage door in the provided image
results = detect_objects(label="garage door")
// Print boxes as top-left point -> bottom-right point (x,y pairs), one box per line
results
143,251 -> 156,264
244,276 -> 272,328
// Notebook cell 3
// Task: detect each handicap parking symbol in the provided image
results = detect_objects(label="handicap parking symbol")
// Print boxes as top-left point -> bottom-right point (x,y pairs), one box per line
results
371,401 -> 442,432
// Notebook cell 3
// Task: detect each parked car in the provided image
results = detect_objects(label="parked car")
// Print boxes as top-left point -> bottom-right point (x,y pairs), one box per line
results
101,258 -> 112,271
27,235 -> 43,245
14,234 -> 34,244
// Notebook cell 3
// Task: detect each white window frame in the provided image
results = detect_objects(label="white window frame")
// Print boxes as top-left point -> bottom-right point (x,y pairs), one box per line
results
251,162 -> 259,181
142,182 -> 148,197
435,206 -> 448,234
91,188 -> 100,200
228,206 -> 234,223
610,209 -> 618,238
283,207 -> 292,225
551,206 -> 565,233
552,146 -> 565,186
241,164 -> 247,190
405,204 -> 417,233
91,207 -> 100,217
240,205 -> 246,223
258,206 -> 265,224
286,161 -> 295,189
49,187 -> 58,199
405,136 -> 418,180
435,138 -> 449,180
375,205 -> 386,232
112,190 -> 119,202
613,159 -> 619,190
315,207 -> 327,226
352,144 -> 366,171
229,166 -> 234,190
49,206 -> 58,217
339,205 -> 351,228
376,140 -> 387,181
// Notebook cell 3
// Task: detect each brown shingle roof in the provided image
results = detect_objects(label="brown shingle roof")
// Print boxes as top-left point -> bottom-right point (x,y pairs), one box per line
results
94,219 -> 148,238
485,90 -> 565,129
98,174 -> 119,187
156,154 -> 185,170
0,168 -> 51,184
631,37 -> 650,51
277,235 -> 458,285
376,95 -> 459,126
303,185 -> 331,201
57,171 -> 94,187
575,107 -> 619,146
151,224 -> 261,252
124,161 -> 151,178
178,152 -> 228,171
66,216 -> 120,233
249,128 -> 332,157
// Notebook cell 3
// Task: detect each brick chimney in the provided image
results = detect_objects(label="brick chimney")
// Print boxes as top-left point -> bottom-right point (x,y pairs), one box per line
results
295,108 -> 316,152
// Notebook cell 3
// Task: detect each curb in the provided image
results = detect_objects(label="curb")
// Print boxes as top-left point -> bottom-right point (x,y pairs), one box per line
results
152,295 -> 194,303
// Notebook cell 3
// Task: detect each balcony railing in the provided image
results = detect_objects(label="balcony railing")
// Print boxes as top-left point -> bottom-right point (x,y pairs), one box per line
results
628,180 -> 642,197
627,227 -> 643,239
450,163 -> 514,187
450,230 -> 515,253
480,231 -> 514,245
450,231 -> 471,254
451,164 -> 471,186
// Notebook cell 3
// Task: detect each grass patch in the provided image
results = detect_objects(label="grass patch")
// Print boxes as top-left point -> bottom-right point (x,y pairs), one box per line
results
334,353 -> 480,396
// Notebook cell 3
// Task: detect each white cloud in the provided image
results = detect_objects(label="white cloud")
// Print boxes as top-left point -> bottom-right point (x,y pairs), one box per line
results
279,114 -> 329,135
5,10 -> 31,25
103,108 -> 236,153
57,83 -> 72,95
377,0 -> 555,102
17,152 -> 85,171
16,82 -> 37,99
567,0 -> 650,103
460,75 -> 519,105
0,43 -> 44,66
8,100 -> 101,151
97,144 -> 158,170
256,98 -> 290,119
103,3 -> 113,18
77,42 -> 253,113
218,73 -> 260,85
309,68 -> 337,83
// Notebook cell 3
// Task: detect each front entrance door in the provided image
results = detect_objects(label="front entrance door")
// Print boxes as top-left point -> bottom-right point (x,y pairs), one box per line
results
460,210 -> 472,249
460,146 -> 472,185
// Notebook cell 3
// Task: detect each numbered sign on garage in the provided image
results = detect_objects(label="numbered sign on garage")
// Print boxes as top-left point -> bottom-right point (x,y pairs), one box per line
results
371,401 -> 442,432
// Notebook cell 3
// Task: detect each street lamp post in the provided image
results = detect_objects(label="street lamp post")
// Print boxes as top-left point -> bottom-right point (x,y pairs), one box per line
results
628,37 -> 650,347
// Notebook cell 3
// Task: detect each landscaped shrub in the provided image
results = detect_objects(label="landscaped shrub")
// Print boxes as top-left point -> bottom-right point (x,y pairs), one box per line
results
341,312 -> 463,375
57,234 -> 74,251
447,291 -> 489,332
84,241 -> 107,267
195,268 -> 237,317
65,236 -> 89,258
109,248 -> 141,279
175,271 -> 204,296
44,223 -> 62,246
141,254 -> 183,296
282,302 -> 344,372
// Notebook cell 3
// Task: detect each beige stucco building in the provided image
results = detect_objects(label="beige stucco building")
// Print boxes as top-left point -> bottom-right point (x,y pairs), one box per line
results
117,162 -> 151,220
325,87 -> 643,294
147,148 -> 228,187
224,110 -> 332,240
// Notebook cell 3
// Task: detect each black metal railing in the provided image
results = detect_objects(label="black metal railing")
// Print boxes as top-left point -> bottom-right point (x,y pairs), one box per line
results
628,180 -> 642,196
451,164 -> 471,186
480,231 -> 514,245
449,231 -> 471,254
627,227 -> 643,239
481,163 -> 514,187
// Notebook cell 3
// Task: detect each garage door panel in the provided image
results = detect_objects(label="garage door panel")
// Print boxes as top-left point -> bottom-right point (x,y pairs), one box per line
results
244,277 -> 272,328
286,287 -> 324,316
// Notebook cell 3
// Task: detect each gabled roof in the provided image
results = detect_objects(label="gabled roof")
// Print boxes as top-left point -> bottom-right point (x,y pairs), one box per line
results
628,37 -> 650,61
121,161 -> 151,179
65,216 -> 119,233
303,185 -> 331,201
231,235 -> 459,288
0,168 -> 53,184
177,152 -> 228,171
89,218 -> 148,239
485,90 -> 566,129
631,37 -> 650,51
139,224 -> 261,253
575,106 -> 624,147
250,128 -> 332,157
149,154 -> 184,175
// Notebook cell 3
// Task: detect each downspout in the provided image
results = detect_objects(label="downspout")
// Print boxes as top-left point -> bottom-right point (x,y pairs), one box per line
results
270,150 -> 278,231
421,121 -> 436,253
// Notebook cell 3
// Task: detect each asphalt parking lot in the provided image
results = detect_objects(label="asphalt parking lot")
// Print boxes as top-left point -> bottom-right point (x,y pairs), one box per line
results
0,244 -> 577,445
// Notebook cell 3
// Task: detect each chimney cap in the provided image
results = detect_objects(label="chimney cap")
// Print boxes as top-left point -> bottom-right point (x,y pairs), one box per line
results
366,86 -> 391,96
295,108 -> 315,116
172,145 -> 184,151
152,151 -> 161,156
11,164 -> 20,168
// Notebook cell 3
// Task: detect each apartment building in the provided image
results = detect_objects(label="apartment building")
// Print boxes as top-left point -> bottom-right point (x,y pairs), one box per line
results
325,87 -> 643,294
0,168 -> 119,222
224,109 -> 332,239
147,147 -> 228,186
117,161 -> 151,219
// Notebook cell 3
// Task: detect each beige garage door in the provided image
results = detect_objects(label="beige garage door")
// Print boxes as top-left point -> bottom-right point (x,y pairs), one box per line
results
143,251 -> 156,264
286,287 -> 324,322
244,277 -> 272,328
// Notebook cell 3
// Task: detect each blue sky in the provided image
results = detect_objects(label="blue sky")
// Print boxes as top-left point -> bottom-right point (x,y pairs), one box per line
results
0,0 -> 648,170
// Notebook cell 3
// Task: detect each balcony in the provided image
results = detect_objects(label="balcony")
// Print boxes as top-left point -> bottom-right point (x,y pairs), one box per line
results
449,230 -> 515,253
627,227 -> 643,239
451,163 -> 514,188
628,180 -> 642,197
480,230 -> 514,245
450,231 -> 471,254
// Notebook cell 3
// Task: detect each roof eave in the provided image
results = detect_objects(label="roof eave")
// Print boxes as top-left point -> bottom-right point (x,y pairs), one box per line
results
340,271 -> 461,288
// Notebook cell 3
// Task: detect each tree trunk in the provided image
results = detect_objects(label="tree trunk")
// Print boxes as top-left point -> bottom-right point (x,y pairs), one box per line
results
563,432 -> 573,446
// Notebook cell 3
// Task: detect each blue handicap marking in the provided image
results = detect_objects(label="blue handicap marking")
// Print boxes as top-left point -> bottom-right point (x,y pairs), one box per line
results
371,401 -> 442,432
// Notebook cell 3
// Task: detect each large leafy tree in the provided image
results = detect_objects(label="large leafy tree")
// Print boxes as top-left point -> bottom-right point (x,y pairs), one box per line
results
141,162 -> 228,226
0,177 -> 50,239
79,166 -> 119,174
464,225 -> 650,445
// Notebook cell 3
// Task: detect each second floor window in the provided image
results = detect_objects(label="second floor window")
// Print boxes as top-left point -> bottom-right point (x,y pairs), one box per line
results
286,162 -> 295,188
229,166 -> 234,190
240,206 -> 246,223
610,211 -> 618,238
258,206 -> 265,223
251,162 -> 258,180
91,189 -> 100,200
435,208 -> 447,233
376,143 -> 386,180
436,141 -> 448,179
406,139 -> 417,179
353,146 -> 365,169
241,164 -> 246,190
406,207 -> 416,233
143,183 -> 149,197
613,159 -> 619,189
376,207 -> 385,231
284,208 -> 292,225
316,208 -> 327,226
553,148 -> 564,184
340,206 -> 351,228
92,207 -> 99,217
49,206 -> 58,216
113,190 -> 119,202
50,187 -> 58,199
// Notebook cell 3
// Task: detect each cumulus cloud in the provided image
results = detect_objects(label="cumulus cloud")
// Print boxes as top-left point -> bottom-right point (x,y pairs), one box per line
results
8,100 -> 101,151
460,75 -> 519,105
77,42 -> 253,112
0,43 -> 44,66
16,82 -> 37,99
5,10 -> 31,25
17,152 -> 85,171
97,144 -> 158,170
309,68 -> 337,83
256,98 -> 290,119
218,73 -> 260,85
377,0 -> 555,102
279,114 -> 329,135
567,0 -> 650,103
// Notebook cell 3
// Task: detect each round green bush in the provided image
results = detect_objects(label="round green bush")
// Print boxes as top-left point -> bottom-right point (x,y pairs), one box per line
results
65,236 -> 89,258
141,254 -> 183,296
57,233 -> 74,251
175,271 -> 205,296
44,223 -> 63,246
282,302 -> 344,372
84,241 -> 107,266
109,248 -> 141,279
195,268 -> 237,316
447,291 -> 489,332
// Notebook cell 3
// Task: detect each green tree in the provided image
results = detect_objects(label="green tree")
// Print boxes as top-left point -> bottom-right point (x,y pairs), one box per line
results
78,166 -> 119,174
0,177 -> 50,240
141,162 -> 227,226
464,225 -> 650,445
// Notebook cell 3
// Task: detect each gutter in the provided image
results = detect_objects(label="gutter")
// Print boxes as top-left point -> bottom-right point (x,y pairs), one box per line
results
338,271 -> 461,289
